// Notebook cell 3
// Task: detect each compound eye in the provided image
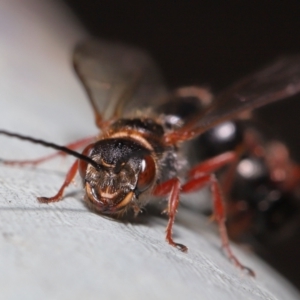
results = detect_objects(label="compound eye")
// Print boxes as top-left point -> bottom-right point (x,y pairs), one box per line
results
79,143 -> 95,179
136,155 -> 156,192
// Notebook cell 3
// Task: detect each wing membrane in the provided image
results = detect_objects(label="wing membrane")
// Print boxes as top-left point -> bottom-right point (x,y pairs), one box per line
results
166,55 -> 300,143
73,39 -> 168,122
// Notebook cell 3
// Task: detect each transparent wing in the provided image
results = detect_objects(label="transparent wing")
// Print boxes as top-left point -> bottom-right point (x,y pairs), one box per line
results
73,39 -> 168,123
165,55 -> 300,143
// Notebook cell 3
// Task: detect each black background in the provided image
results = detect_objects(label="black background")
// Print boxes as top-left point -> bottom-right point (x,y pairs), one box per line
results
63,0 -> 300,289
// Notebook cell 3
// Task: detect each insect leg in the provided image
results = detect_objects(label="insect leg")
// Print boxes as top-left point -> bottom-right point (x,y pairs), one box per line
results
153,178 -> 188,252
2,136 -> 95,166
38,160 -> 79,203
182,169 -> 255,276
151,153 -> 240,255
188,151 -> 237,178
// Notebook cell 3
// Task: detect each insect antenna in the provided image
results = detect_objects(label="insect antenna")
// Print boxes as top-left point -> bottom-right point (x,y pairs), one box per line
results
0,130 -> 101,170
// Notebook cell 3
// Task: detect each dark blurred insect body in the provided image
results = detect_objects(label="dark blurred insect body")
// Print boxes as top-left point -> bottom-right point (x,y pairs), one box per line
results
2,40 -> 300,277
196,118 -> 300,244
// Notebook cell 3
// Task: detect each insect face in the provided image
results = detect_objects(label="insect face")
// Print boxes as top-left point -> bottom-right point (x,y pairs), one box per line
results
79,138 -> 156,215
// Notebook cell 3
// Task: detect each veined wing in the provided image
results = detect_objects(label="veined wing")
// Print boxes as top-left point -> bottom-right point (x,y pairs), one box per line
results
165,55 -> 300,144
73,39 -> 168,124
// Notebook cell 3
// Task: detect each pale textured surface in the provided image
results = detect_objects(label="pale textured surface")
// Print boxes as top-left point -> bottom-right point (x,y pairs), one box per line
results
0,1 -> 299,299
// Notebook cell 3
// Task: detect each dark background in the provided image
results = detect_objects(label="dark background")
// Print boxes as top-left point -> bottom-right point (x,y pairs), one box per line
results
63,0 -> 300,289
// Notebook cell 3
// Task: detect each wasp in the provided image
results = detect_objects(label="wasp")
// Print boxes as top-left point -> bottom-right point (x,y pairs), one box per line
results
1,40 -> 300,277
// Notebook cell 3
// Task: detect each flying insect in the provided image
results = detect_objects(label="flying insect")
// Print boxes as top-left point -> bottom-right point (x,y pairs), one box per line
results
2,40 -> 300,276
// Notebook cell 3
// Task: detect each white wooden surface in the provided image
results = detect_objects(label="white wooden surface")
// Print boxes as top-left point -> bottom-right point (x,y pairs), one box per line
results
0,1 -> 299,299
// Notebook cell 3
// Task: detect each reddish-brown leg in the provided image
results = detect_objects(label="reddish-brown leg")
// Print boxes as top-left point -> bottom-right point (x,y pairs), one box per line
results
38,160 -> 79,203
183,162 -> 255,276
154,152 -> 254,276
188,151 -> 236,178
3,136 -> 95,166
205,176 -> 254,276
152,152 -> 236,252
153,178 -> 188,252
